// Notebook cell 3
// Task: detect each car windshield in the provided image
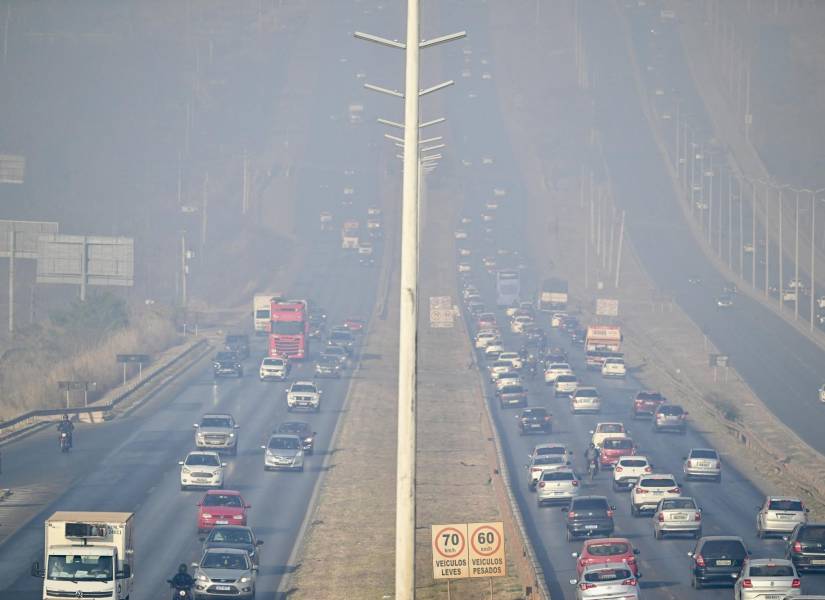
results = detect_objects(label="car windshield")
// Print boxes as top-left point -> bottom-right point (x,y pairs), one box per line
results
584,568 -> 632,583
500,386 -> 524,394
662,499 -> 696,510
524,409 -> 546,418
202,552 -> 249,570
768,499 -> 803,511
638,392 -> 664,401
690,449 -> 717,459
209,529 -> 253,545
278,423 -> 308,435
263,358 -> 284,366
269,437 -> 300,450
542,471 -> 574,481
749,564 -> 795,577
577,389 -> 597,397
291,384 -> 316,393
47,555 -> 113,581
702,541 -> 746,557
202,494 -> 243,507
536,446 -> 565,456
272,321 -> 304,335
641,478 -> 675,488
557,375 -> 576,383
534,456 -> 565,465
330,332 -> 352,341
659,406 -> 683,415
599,424 -> 623,433
186,454 -> 220,466
588,542 -> 629,556
201,417 -> 232,428
799,526 -> 825,542
324,347 -> 345,356
572,499 -> 608,511
620,459 -> 647,467
215,353 -> 236,361
603,439 -> 633,449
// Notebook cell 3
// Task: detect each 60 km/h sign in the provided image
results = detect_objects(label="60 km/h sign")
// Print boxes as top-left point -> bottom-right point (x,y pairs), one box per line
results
468,522 -> 506,578
431,524 -> 470,580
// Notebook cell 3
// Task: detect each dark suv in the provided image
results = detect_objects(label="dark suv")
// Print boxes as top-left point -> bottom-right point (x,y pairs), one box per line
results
213,351 -> 243,378
517,407 -> 552,434
561,496 -> 615,541
224,335 -> 250,360
632,391 -> 666,419
688,535 -> 748,589
785,523 -> 825,572
653,404 -> 687,434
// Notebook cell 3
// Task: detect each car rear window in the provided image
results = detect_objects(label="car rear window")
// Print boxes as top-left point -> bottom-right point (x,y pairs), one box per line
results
557,375 -> 576,383
599,424 -> 623,433
291,384 -> 316,393
584,568 -> 633,583
500,386 -> 524,394
536,446 -> 565,456
662,499 -> 696,510
571,498 -> 609,511
769,499 -> 804,511
690,449 -> 718,459
588,542 -> 629,556
701,540 -> 746,558
534,456 -> 565,465
640,478 -> 676,488
659,405 -> 683,415
637,392 -> 664,401
619,459 -> 647,467
603,438 -> 634,450
799,526 -> 825,542
524,409 -> 547,417
542,471 -> 575,481
749,565 -> 795,577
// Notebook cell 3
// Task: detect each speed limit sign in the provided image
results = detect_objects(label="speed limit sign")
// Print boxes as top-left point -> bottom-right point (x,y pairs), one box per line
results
468,522 -> 506,578
431,524 -> 470,579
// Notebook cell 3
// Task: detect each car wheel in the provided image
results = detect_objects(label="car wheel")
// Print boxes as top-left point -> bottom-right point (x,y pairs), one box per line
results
692,575 -> 702,590
566,529 -> 574,542
180,485 -> 187,491
297,466 -> 304,472
715,474 -> 722,483
654,528 -> 662,540
694,529 -> 702,539
631,503 -> 638,517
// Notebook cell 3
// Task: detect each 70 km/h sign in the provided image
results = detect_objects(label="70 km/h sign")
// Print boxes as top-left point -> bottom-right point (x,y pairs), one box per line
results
431,524 -> 470,580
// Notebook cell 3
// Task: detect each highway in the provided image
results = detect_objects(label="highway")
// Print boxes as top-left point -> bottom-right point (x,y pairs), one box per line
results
0,1 -> 388,599
439,0 -> 825,597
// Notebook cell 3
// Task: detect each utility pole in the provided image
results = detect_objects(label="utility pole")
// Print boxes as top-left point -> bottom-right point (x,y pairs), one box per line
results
201,171 -> 209,263
779,188 -> 784,310
794,188 -> 800,320
2,2 -> 10,67
8,230 -> 14,333
765,182 -> 770,297
615,210 -> 626,289
752,180 -> 757,288
242,149 -> 249,215
180,232 -> 188,308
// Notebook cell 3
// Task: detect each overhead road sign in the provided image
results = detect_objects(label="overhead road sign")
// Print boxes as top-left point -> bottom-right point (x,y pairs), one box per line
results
0,154 -> 26,184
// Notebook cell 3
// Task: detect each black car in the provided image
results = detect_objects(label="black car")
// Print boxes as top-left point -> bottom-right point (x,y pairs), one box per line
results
200,525 -> 263,566
314,356 -> 342,378
224,335 -> 250,360
213,351 -> 243,377
569,327 -> 587,346
562,496 -> 615,541
308,314 -> 326,339
688,536 -> 748,589
277,421 -> 316,454
328,329 -> 356,348
516,407 -> 552,434
785,523 -> 825,572
321,344 -> 350,366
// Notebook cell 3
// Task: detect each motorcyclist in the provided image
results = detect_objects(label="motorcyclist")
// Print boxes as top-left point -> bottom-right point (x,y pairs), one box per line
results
168,563 -> 195,594
57,414 -> 74,447
584,443 -> 600,474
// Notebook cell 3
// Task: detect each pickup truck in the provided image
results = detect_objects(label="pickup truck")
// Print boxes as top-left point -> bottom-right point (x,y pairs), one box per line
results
213,351 -> 243,378
286,381 -> 322,412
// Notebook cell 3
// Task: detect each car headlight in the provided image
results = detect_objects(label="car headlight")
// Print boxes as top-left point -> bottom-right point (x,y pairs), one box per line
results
240,576 -> 250,583
232,514 -> 244,520
198,573 -> 208,582
182,467 -> 191,475
304,437 -> 313,443
202,513 -> 212,518
213,362 -> 220,368
229,433 -> 235,437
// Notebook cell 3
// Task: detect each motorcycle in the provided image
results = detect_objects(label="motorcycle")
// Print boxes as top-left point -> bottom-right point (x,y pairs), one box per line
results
167,581 -> 193,600
59,431 -> 71,453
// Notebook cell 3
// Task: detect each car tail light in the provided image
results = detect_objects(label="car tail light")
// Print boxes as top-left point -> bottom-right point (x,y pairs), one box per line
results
615,466 -> 623,472
635,487 -> 647,493
668,487 -> 681,494
607,509 -> 614,518
568,512 -> 577,519
694,554 -> 705,567
233,514 -> 244,520
579,583 -> 596,591
544,416 -> 551,421
572,480 -> 579,486
657,513 -> 664,522
644,466 -> 652,473
741,579 -> 752,588
695,512 -> 702,521
793,541 -> 803,553
622,578 -> 637,586
202,513 -> 212,519
539,482 -> 545,488
792,578 -> 801,588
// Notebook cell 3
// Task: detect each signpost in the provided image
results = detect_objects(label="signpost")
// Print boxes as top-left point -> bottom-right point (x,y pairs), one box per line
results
0,154 -> 25,184
429,296 -> 454,328
432,522 -> 505,598
116,354 -> 151,385
709,353 -> 730,382
57,381 -> 95,408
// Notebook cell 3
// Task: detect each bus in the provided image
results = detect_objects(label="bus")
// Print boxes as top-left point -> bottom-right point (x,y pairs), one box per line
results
496,269 -> 521,307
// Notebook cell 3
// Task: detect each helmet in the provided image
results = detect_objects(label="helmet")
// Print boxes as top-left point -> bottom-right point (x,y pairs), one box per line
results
178,563 -> 187,574
62,414 -> 69,421
589,442 -> 595,448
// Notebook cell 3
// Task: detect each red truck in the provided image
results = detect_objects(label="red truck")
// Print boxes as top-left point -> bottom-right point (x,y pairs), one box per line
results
269,299 -> 309,360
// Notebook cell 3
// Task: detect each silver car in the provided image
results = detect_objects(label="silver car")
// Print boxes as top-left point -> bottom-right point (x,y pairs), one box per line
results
192,547 -> 256,599
194,414 -> 240,455
261,434 -> 304,472
733,559 -> 800,600
570,562 -> 639,599
526,455 -> 569,489
536,468 -> 580,506
653,496 -> 702,539
756,496 -> 809,537
683,447 -> 722,481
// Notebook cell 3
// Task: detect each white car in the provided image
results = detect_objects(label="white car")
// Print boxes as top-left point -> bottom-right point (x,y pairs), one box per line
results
536,468 -> 580,506
590,422 -> 627,448
458,247 -> 472,257
544,362 -> 573,384
285,381 -> 322,412
510,315 -> 534,334
571,388 -> 602,414
454,229 -> 468,239
458,262 -> 472,273
683,447 -> 722,481
489,361 -> 514,381
526,454 -> 569,489
756,496 -> 808,537
551,312 -> 568,327
495,371 -> 522,390
484,344 -> 505,360
554,374 -> 578,397
474,330 -> 500,349
733,559 -> 800,600
613,455 -> 653,492
357,241 -> 373,255
259,357 -> 289,381
601,357 -> 626,378
571,563 -> 639,599
630,473 -> 681,516
497,352 -> 523,370
179,451 -> 225,490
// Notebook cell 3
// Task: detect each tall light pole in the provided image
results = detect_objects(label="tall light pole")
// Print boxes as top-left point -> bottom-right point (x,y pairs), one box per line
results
811,190 -> 825,330
356,12 -> 465,599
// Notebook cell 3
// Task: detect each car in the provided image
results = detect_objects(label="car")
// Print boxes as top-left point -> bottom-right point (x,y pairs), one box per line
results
630,473 -> 681,516
572,538 -> 640,577
261,433 -> 304,472
224,334 -> 250,360
213,351 -> 243,378
497,383 -> 528,408
598,437 -> 636,470
612,455 -> 653,492
733,559 -> 800,600
357,241 -> 373,255
327,328 -> 356,348
562,496 -> 616,541
454,229 -> 468,239
259,356 -> 289,381
784,523 -> 825,572
653,404 -> 687,433
179,451 -> 225,490
506,302 -> 534,318
314,356 -> 342,378
571,388 -> 602,414
497,352 -> 524,370
321,344 -> 350,367
488,360 -> 514,381
632,391 -> 666,419
197,490 -> 250,532
277,422 -> 316,454
510,315 -> 534,334
526,454 -> 571,489
476,312 -> 497,329
570,563 -> 639,599
484,344 -> 505,361
544,362 -> 573,385
589,423 -> 627,448
554,374 -> 578,397
601,357 -> 626,378
285,381 -> 322,412
458,246 -> 471,257
359,255 -> 376,267
194,414 -> 240,455
756,497 -> 808,538
308,315 -> 326,339
343,317 -> 366,332
191,547 -> 256,599
466,300 -> 485,317
717,293 -> 734,308
551,312 -> 567,327
653,496 -> 702,539
683,448 -> 722,481
458,262 -> 472,273
482,256 -> 497,269
494,371 -> 522,390
529,442 -> 573,465
517,407 -> 552,434
200,525 -> 263,567
462,284 -> 479,299
474,330 -> 500,349
688,536 -> 749,589
537,468 -> 580,506
569,327 -> 587,346
368,206 -> 381,216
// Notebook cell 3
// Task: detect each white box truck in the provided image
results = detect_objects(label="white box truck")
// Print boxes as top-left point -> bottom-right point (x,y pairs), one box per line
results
253,293 -> 283,335
31,511 -> 134,600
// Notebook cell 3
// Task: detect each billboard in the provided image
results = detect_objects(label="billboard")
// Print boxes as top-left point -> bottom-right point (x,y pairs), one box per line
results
37,234 -> 134,287
0,220 -> 59,259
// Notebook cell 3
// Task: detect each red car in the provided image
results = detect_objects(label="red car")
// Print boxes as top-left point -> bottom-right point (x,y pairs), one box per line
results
573,537 -> 640,577
599,437 -> 637,469
197,490 -> 251,532
343,317 -> 366,332
632,391 -> 666,419
476,312 -> 498,330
